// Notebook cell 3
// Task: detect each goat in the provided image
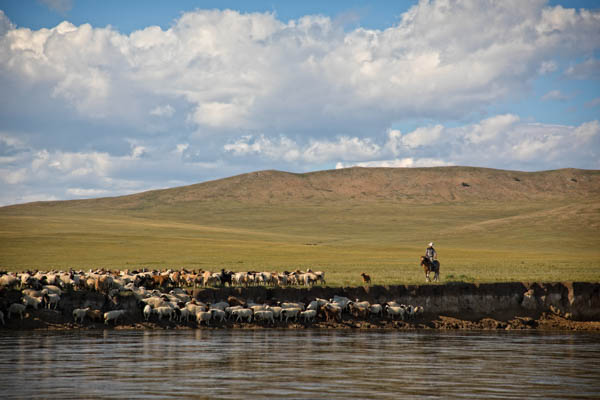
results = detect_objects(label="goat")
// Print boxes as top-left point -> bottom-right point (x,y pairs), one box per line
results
320,303 -> 342,322
86,309 -> 103,322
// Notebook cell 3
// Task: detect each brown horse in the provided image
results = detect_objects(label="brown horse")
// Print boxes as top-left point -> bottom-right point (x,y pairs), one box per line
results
420,256 -> 440,282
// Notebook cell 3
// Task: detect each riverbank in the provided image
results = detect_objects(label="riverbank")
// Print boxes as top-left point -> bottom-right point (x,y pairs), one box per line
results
1,282 -> 599,331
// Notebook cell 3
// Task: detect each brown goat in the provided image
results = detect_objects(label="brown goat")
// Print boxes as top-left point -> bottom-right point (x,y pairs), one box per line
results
360,272 -> 371,285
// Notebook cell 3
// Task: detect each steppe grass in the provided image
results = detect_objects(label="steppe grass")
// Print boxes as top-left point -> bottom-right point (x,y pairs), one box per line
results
1,198 -> 598,286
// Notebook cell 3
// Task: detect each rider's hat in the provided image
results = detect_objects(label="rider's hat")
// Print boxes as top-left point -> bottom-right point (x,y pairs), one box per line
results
428,242 -> 434,247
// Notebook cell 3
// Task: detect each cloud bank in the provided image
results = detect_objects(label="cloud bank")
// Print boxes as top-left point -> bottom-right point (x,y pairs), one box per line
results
0,1 -> 599,205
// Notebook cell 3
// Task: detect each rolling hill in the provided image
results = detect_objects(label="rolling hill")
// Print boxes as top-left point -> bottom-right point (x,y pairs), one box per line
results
1,166 -> 599,285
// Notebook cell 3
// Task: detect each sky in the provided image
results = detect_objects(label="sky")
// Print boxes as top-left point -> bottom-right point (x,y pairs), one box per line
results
0,0 -> 599,206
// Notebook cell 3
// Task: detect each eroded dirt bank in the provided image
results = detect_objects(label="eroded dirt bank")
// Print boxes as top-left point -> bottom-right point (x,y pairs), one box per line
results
1,282 -> 599,331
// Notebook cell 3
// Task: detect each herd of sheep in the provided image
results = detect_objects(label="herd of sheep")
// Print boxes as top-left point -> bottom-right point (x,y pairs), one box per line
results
0,268 -> 424,327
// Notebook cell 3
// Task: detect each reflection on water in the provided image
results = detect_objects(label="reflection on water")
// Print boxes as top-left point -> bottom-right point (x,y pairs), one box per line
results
1,329 -> 599,399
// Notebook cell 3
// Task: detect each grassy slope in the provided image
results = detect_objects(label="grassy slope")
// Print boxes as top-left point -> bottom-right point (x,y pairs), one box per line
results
0,167 -> 599,285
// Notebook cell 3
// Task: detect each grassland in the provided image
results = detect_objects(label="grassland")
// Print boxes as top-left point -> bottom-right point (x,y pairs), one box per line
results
0,167 -> 599,286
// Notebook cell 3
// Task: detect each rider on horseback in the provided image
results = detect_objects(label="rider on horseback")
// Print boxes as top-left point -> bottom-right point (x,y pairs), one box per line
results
425,242 -> 437,266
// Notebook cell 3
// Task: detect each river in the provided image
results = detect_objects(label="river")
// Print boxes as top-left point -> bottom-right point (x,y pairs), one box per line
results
1,330 -> 599,399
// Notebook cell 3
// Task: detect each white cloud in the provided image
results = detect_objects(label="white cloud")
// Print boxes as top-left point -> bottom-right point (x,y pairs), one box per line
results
539,60 -> 557,74
463,114 -> 520,144
149,104 -> 175,117
1,3 -> 598,135
66,188 -> 109,197
336,158 -> 452,169
542,90 -> 570,101
565,58 -> 600,80
399,125 -> 444,149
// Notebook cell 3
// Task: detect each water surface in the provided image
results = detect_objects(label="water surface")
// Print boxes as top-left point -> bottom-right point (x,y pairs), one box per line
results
1,330 -> 599,399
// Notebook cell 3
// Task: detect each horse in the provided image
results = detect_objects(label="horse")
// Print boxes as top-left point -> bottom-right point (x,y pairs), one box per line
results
420,256 -> 440,282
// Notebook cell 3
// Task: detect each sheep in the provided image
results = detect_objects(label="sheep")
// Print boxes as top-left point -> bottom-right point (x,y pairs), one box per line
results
280,302 -> 305,311
369,304 -> 383,317
178,308 -> 192,323
104,310 -> 126,325
254,310 -> 275,324
154,306 -> 175,321
281,307 -> 301,323
231,308 -> 253,323
306,301 -> 319,311
385,305 -> 405,320
42,285 -> 62,296
210,309 -> 226,323
143,304 -> 152,321
196,311 -> 212,326
22,289 -> 44,298
250,304 -> 269,313
269,306 -> 283,321
45,293 -> 60,310
0,274 -> 18,288
210,301 -> 230,311
73,307 -> 90,323
360,272 -> 371,284
300,309 -> 317,323
22,294 -> 43,310
8,303 -> 26,320
348,302 -> 369,319
331,295 -> 351,310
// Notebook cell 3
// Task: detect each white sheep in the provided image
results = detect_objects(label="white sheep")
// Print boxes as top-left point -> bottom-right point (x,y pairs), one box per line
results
300,309 -> 317,323
196,311 -> 212,326
254,310 -> 275,324
210,301 -> 230,311
73,307 -> 90,323
369,304 -> 383,317
42,285 -> 62,296
143,304 -> 152,321
45,293 -> 60,309
385,305 -> 405,320
210,309 -> 226,323
231,308 -> 252,323
179,308 -> 191,323
154,306 -> 175,321
269,306 -> 283,321
281,307 -> 301,322
8,303 -> 26,320
281,302 -> 305,311
22,294 -> 43,310
104,309 -> 126,325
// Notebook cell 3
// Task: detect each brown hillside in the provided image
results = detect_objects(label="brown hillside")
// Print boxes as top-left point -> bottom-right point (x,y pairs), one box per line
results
2,166 -> 600,212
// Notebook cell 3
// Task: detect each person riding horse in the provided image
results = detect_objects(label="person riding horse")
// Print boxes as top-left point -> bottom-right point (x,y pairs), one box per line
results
421,242 -> 440,282
425,242 -> 437,266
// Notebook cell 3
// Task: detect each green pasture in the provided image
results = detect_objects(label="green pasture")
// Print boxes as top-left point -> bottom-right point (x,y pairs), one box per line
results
0,199 -> 598,285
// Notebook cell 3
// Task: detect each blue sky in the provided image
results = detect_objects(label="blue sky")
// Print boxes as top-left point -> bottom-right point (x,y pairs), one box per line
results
0,0 -> 599,205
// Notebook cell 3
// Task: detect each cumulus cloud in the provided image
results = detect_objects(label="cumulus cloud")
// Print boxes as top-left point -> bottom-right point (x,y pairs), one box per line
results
1,2 -> 600,204
1,3 -> 599,135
